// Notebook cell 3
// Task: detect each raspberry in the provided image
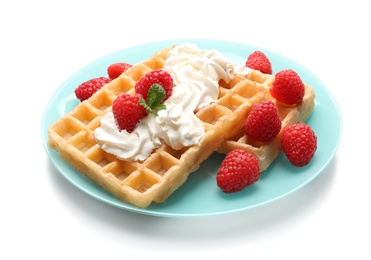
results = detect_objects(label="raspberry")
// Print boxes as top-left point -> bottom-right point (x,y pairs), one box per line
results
135,69 -> 173,102
245,101 -> 282,142
216,149 -> 260,193
112,93 -> 147,133
74,77 -> 112,102
107,62 -> 132,80
246,50 -> 272,74
270,69 -> 305,105
281,123 -> 317,167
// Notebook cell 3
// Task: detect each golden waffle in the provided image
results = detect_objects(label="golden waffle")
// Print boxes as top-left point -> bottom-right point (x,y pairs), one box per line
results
47,46 -> 272,208
217,69 -> 316,171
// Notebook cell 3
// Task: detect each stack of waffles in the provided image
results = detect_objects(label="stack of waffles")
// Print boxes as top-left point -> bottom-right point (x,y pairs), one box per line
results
48,45 -> 315,208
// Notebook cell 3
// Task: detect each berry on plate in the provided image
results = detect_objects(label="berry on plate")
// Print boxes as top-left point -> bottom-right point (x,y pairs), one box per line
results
245,100 -> 282,142
135,69 -> 173,102
107,62 -> 132,80
246,50 -> 272,74
112,93 -> 147,133
281,123 -> 317,167
270,69 -> 305,105
74,77 -> 112,102
216,149 -> 260,193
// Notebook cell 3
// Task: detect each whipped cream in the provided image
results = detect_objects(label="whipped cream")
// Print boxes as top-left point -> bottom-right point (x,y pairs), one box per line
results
94,113 -> 160,161
234,63 -> 251,77
94,43 -> 234,161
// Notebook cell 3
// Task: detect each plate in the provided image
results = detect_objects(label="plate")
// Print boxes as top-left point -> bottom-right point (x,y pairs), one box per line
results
41,39 -> 342,218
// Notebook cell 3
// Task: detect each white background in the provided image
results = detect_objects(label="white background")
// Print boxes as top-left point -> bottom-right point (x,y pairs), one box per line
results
1,0 -> 369,258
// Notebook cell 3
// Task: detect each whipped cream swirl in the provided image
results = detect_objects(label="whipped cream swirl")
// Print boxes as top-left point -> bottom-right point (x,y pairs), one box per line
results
94,43 -> 233,161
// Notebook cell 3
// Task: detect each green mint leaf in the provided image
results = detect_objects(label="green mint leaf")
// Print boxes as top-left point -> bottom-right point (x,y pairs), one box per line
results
139,97 -> 153,113
147,84 -> 166,111
139,84 -> 167,113
148,84 -> 166,107
152,104 -> 166,111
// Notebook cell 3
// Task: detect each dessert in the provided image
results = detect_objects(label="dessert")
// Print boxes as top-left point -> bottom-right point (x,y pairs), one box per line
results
47,42 -> 316,208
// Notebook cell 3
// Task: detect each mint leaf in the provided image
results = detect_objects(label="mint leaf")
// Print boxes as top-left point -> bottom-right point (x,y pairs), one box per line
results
139,84 -> 167,113
148,84 -> 166,107
139,97 -> 152,113
152,103 -> 166,111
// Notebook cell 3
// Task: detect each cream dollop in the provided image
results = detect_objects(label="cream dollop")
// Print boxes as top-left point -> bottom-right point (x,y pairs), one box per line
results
233,63 -> 251,77
94,113 -> 159,161
164,43 -> 233,111
147,95 -> 205,150
94,43 -> 233,161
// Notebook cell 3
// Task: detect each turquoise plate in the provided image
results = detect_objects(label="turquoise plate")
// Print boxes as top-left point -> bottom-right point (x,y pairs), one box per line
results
41,39 -> 342,218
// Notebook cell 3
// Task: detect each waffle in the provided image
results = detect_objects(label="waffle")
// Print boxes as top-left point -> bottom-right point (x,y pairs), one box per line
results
217,69 -> 316,171
47,45 -> 272,208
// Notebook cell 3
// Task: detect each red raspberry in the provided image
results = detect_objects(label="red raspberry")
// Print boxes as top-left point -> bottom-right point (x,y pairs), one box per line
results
74,77 -> 112,102
246,50 -> 272,74
281,123 -> 317,167
112,93 -> 147,133
135,69 -> 173,102
216,149 -> 260,193
245,101 -> 282,142
270,69 -> 305,105
107,62 -> 132,80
